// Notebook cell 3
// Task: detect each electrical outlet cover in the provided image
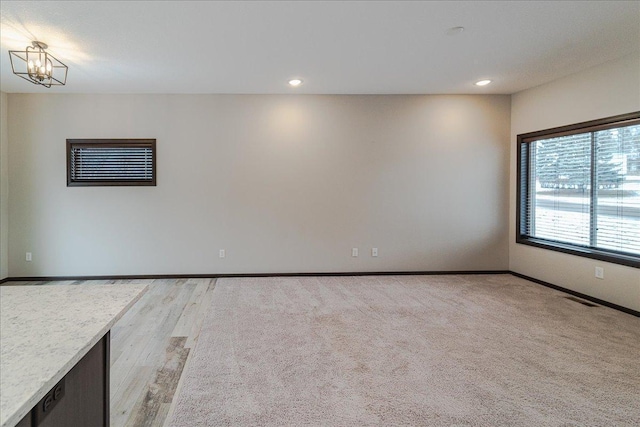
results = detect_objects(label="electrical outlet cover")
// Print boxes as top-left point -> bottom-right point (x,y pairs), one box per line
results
595,267 -> 604,279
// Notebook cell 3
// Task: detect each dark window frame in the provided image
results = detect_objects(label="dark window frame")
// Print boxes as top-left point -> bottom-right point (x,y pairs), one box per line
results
516,112 -> 640,269
66,139 -> 156,187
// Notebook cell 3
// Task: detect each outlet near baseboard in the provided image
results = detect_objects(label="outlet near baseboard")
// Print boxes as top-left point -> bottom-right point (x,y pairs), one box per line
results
595,266 -> 604,279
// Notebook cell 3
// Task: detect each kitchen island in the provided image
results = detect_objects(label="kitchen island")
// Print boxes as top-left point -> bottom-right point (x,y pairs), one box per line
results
0,284 -> 148,427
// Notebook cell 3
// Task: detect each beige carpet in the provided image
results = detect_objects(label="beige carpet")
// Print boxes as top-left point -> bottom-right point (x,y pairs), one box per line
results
169,274 -> 640,426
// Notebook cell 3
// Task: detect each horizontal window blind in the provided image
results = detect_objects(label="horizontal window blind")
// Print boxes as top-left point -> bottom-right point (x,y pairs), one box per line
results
594,125 -> 640,255
530,133 -> 591,246
517,112 -> 640,268
67,139 -> 156,186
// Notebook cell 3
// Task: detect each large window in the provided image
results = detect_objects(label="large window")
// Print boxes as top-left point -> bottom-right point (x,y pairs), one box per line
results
67,139 -> 156,187
517,112 -> 640,268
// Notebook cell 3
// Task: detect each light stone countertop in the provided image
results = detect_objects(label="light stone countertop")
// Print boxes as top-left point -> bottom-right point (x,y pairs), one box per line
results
0,284 -> 148,427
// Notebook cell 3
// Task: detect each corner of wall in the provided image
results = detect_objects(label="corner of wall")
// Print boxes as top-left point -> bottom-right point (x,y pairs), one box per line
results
0,91 -> 8,280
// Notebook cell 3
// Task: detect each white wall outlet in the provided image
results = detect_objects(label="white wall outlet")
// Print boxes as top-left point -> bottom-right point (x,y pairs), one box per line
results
352,248 -> 358,257
595,266 -> 604,279
372,248 -> 378,257
219,249 -> 226,259
25,252 -> 32,262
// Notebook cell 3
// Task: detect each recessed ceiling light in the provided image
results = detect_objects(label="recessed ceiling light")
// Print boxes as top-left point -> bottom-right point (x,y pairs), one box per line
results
475,79 -> 492,86
446,26 -> 465,36
288,79 -> 303,87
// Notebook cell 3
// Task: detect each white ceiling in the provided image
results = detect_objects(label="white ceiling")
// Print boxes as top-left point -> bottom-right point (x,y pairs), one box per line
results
1,1 -> 638,94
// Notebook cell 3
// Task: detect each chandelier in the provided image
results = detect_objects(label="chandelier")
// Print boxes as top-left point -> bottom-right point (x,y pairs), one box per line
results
9,41 -> 68,88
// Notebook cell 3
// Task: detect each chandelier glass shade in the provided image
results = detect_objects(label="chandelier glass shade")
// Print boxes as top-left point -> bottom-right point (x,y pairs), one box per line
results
9,41 -> 68,88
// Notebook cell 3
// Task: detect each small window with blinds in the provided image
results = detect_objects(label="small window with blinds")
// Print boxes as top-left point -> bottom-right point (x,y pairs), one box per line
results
517,112 -> 640,268
67,139 -> 156,187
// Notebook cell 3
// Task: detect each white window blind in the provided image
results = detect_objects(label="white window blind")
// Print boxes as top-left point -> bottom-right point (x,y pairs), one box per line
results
67,139 -> 156,186
594,126 -> 640,254
531,133 -> 592,246
517,114 -> 640,267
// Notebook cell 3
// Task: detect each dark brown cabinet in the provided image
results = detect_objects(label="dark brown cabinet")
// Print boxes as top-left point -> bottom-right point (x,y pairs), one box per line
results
16,333 -> 110,427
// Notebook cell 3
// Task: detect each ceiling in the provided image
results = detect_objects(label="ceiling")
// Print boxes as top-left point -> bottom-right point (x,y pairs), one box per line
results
0,1 -> 638,94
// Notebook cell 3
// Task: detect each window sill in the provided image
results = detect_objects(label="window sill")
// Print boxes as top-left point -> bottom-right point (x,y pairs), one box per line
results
516,237 -> 640,269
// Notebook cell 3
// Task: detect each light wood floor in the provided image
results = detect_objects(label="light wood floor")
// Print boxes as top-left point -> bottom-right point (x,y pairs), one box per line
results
4,278 -> 217,427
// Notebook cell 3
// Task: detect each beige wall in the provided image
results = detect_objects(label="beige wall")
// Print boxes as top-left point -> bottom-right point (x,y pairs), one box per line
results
0,92 -> 8,279
7,94 -> 510,276
510,53 -> 640,311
